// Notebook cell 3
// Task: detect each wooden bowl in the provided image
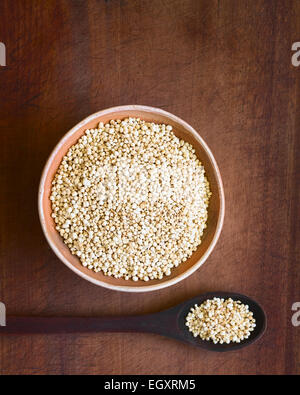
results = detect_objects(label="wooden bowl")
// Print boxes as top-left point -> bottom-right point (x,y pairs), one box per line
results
38,105 -> 225,292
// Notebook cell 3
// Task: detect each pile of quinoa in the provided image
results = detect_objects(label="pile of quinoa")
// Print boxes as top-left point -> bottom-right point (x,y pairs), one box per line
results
50,118 -> 211,281
186,298 -> 256,344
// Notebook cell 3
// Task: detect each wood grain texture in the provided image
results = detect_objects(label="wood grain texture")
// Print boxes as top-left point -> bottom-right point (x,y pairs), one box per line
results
0,0 -> 299,374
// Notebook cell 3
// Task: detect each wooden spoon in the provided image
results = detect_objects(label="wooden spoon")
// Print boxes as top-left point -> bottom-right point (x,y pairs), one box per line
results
0,292 -> 266,352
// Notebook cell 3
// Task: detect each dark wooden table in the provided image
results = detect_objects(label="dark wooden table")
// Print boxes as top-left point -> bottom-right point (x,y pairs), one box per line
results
0,0 -> 299,375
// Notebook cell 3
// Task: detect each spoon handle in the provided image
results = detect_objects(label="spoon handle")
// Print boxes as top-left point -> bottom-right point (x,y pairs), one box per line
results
0,313 -> 177,336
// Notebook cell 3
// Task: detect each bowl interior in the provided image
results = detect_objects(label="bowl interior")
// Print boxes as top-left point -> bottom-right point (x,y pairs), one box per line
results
40,106 -> 224,290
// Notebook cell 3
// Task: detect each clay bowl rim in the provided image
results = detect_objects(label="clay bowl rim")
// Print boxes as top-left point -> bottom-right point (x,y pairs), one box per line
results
38,105 -> 225,292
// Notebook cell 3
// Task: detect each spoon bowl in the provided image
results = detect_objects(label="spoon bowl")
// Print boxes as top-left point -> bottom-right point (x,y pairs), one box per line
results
1,292 -> 266,352
174,292 -> 267,351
